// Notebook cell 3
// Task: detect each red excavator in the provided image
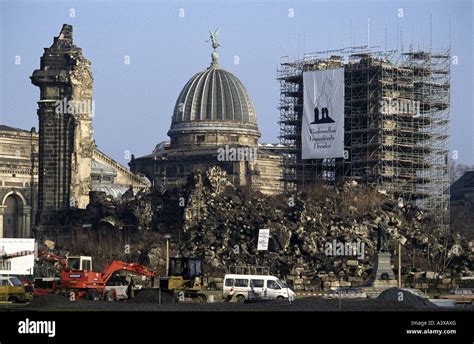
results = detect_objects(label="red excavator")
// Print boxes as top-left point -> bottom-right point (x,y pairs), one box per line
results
35,252 -> 156,301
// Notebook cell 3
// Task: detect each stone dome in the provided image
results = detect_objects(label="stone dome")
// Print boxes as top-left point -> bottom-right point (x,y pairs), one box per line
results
168,55 -> 260,148
171,64 -> 256,124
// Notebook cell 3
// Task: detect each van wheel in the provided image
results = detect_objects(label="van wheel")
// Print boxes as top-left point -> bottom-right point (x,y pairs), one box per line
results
276,296 -> 284,300
104,291 -> 114,302
236,294 -> 245,303
87,289 -> 100,301
8,296 -> 18,303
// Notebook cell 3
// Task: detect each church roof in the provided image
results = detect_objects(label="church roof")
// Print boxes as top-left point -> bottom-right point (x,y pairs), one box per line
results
91,159 -> 117,176
0,125 -> 31,133
171,55 -> 256,125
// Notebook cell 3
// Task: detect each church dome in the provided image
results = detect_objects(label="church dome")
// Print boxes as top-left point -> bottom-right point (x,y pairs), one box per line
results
171,62 -> 256,124
168,48 -> 260,148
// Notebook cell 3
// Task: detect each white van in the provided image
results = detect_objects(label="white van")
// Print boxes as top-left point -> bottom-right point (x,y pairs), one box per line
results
223,274 -> 296,302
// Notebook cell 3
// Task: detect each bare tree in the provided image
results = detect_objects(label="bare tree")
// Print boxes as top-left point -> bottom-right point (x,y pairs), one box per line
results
449,161 -> 474,183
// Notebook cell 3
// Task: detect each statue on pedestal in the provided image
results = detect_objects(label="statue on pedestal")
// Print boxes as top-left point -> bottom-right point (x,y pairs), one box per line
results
368,217 -> 397,288
377,217 -> 392,252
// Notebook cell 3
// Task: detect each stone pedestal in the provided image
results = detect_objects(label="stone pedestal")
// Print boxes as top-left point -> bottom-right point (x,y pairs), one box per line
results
370,252 -> 397,288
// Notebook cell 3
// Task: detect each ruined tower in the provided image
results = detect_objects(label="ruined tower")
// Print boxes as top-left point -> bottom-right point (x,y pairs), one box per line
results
31,24 -> 94,225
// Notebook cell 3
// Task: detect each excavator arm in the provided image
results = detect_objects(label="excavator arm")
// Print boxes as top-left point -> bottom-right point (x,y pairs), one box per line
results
36,251 -> 67,266
101,260 -> 156,284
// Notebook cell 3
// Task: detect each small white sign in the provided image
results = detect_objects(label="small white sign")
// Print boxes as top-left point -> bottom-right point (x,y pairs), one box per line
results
257,229 -> 270,251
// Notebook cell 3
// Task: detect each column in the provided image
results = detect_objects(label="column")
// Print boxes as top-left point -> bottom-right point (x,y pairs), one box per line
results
23,206 -> 32,238
0,206 -> 6,238
17,211 -> 23,238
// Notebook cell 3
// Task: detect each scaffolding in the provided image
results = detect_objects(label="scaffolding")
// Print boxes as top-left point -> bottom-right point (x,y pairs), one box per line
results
278,47 -> 450,227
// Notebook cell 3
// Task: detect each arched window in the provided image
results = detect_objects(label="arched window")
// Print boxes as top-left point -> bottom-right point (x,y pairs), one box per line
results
3,195 -> 20,238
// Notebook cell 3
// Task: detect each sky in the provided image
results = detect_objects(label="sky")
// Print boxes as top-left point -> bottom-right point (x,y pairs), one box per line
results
0,0 -> 472,167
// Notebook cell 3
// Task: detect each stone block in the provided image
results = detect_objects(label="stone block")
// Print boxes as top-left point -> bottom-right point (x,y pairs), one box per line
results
346,259 -> 359,267
340,281 -> 351,287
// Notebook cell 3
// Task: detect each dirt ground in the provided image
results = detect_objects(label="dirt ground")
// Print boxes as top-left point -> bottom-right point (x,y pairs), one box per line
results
4,293 -> 471,312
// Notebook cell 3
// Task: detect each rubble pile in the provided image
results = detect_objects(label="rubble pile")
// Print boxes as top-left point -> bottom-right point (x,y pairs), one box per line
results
176,167 -> 474,291
41,167 -> 473,292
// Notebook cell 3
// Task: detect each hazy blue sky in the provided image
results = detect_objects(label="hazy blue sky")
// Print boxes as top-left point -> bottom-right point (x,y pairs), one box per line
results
1,0 -> 472,166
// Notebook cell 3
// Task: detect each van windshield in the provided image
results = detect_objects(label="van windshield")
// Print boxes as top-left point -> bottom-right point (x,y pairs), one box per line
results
276,280 -> 286,288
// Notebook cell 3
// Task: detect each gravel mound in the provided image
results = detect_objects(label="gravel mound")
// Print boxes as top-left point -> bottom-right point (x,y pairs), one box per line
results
376,288 -> 437,309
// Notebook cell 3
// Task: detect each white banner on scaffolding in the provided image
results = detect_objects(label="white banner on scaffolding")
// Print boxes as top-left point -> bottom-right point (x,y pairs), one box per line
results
302,68 -> 344,159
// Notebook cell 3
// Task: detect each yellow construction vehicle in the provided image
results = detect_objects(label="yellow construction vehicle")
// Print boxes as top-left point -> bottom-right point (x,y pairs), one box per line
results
159,257 -> 214,302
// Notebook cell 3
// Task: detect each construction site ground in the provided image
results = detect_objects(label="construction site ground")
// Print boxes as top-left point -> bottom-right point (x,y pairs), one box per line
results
1,294 -> 473,312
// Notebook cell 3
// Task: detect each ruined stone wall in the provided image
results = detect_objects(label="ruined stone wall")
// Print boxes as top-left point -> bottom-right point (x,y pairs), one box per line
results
252,151 -> 284,195
31,24 -> 93,223
69,49 -> 94,209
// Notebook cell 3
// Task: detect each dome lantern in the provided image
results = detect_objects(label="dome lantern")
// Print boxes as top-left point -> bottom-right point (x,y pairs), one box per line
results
168,30 -> 260,149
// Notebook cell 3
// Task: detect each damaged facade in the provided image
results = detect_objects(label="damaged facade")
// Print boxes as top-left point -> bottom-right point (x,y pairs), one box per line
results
0,24 -> 149,237
31,24 -> 95,217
